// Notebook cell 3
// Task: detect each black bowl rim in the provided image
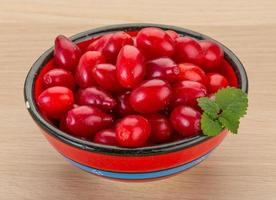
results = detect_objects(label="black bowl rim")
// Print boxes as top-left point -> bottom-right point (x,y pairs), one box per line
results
24,23 -> 248,156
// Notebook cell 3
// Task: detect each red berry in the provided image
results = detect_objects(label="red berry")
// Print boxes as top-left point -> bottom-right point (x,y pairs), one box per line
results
93,129 -> 118,146
136,27 -> 175,58
115,115 -> 150,147
37,86 -> 74,119
175,37 -> 203,65
172,80 -> 207,108
43,68 -> 75,90
102,31 -> 133,63
178,63 -> 207,85
146,114 -> 172,143
76,87 -> 117,111
75,51 -> 105,88
92,63 -> 123,92
66,106 -> 113,138
87,33 -> 113,52
54,35 -> 81,71
166,30 -> 178,41
116,91 -> 135,116
200,40 -> 223,71
207,73 -> 229,93
116,45 -> 145,88
59,114 -> 71,133
146,57 -> 180,82
170,106 -> 201,137
130,79 -> 172,113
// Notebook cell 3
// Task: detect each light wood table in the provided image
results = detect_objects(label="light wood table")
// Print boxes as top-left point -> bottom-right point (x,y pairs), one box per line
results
1,0 -> 276,199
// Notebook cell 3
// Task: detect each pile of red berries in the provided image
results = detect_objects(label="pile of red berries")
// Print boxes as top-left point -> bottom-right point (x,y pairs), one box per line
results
37,27 -> 230,148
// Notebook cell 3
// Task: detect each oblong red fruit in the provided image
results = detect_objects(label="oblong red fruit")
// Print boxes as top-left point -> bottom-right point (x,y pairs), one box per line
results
130,79 -> 172,113
75,51 -> 105,88
66,105 -> 113,138
116,45 -> 145,88
54,35 -> 81,71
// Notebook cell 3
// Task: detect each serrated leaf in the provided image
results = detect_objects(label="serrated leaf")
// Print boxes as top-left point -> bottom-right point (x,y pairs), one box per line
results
219,110 -> 240,134
215,87 -> 248,117
197,97 -> 220,119
201,113 -> 223,136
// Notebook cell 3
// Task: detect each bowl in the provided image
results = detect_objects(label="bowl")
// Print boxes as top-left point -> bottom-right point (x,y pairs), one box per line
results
24,23 -> 248,181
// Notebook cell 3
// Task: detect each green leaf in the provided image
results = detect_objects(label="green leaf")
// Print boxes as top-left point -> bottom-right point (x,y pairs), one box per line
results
201,113 -> 223,136
197,97 -> 220,119
219,110 -> 240,134
215,87 -> 248,117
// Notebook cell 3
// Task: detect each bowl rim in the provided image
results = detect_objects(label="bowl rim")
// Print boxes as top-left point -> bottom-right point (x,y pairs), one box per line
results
24,23 -> 248,156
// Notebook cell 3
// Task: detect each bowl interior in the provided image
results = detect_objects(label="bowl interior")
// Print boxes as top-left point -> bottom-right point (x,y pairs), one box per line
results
24,23 -> 248,156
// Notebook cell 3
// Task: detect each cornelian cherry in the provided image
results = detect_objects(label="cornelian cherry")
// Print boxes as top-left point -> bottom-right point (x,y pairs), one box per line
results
146,114 -> 173,143
66,105 -> 113,138
37,86 -> 74,119
87,32 -> 133,63
146,57 -> 179,82
207,73 -> 229,93
87,33 -> 113,52
172,80 -> 207,108
175,37 -> 203,65
178,63 -> 207,85
166,30 -> 178,41
136,27 -> 175,58
102,31 -> 133,63
75,51 -> 105,88
76,87 -> 117,111
115,115 -> 150,147
200,40 -> 223,71
54,35 -> 81,71
170,106 -> 201,137
93,129 -> 118,146
130,79 -> 172,113
92,63 -> 123,92
43,68 -> 75,90
116,45 -> 145,88
116,91 -> 135,116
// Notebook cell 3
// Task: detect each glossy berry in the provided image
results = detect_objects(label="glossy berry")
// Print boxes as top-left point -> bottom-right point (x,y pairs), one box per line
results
146,114 -> 173,143
166,30 -> 178,41
76,87 -> 117,111
66,105 -> 113,138
38,86 -> 74,119
136,27 -> 175,58
207,73 -> 229,93
102,31 -> 133,63
172,80 -> 207,108
146,57 -> 180,82
170,106 -> 201,137
43,68 -> 75,90
130,79 -> 172,113
115,115 -> 151,147
178,63 -> 207,85
116,91 -> 135,116
75,51 -> 105,88
200,40 -> 223,71
175,37 -> 203,65
92,63 -> 123,92
59,114 -> 71,133
116,45 -> 145,88
54,35 -> 81,71
93,129 -> 118,146
87,33 -> 113,52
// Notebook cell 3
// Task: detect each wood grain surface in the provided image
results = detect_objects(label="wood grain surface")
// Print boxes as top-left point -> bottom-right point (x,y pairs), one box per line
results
0,0 -> 276,199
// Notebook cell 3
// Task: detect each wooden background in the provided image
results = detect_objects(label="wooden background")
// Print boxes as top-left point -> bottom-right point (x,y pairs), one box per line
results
1,0 -> 276,199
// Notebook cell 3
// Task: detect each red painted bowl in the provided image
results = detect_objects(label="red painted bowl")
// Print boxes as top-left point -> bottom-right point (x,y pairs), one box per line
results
24,23 -> 248,181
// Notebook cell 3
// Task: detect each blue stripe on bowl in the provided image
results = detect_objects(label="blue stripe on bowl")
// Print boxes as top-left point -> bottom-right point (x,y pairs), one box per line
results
64,152 -> 211,180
